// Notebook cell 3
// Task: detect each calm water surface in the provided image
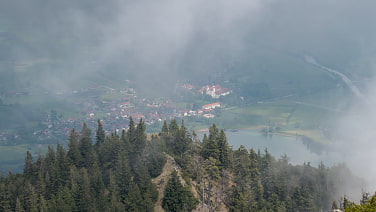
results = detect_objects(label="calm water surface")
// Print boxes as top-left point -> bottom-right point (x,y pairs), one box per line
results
224,129 -> 343,166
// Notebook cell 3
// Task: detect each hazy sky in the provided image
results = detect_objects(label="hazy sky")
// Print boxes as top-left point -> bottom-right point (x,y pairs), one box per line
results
2,0 -> 376,86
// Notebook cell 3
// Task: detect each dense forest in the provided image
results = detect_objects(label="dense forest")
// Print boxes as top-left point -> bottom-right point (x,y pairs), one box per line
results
0,118 -> 371,211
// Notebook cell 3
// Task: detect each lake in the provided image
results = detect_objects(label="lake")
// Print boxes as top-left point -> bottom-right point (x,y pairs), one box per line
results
223,129 -> 343,166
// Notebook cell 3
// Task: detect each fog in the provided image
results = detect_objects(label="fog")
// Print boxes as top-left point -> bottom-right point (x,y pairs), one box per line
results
2,0 -> 376,88
334,79 -> 376,192
2,0 -> 376,193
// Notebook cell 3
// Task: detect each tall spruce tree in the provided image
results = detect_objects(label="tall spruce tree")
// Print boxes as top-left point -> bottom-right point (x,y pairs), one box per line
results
79,123 -> 94,168
217,129 -> 230,168
96,119 -> 105,146
24,151 -> 34,180
162,170 -> 198,212
67,128 -> 81,167
126,117 -> 136,147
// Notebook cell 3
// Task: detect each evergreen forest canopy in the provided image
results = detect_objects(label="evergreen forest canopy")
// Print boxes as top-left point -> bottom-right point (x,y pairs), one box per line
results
0,118 -> 372,212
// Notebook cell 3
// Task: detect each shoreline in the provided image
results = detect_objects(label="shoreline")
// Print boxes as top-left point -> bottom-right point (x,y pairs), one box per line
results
196,125 -> 265,133
196,126 -> 300,139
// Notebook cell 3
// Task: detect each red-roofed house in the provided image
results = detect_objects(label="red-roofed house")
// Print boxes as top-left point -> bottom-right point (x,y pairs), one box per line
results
202,102 -> 221,110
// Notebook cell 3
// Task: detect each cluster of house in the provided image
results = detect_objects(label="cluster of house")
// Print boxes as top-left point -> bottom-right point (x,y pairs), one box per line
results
181,84 -> 232,99
31,99 -> 223,143
198,85 -> 231,98
177,102 -> 221,119
13,82 -> 231,143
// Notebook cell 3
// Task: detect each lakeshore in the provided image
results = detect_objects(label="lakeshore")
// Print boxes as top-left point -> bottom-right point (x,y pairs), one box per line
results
197,127 -> 342,166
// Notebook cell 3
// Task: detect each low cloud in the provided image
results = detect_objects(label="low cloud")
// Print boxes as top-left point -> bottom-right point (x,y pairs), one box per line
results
3,1 -> 376,192
334,79 -> 376,191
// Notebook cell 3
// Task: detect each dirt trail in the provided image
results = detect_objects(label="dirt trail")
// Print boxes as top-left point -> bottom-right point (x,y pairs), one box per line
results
152,154 -> 229,212
152,154 -> 184,212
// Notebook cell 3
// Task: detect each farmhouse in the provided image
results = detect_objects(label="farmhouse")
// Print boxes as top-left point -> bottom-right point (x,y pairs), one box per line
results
202,102 -> 221,110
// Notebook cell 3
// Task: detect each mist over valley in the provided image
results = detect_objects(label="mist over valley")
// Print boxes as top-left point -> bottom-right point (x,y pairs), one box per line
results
1,0 -> 376,210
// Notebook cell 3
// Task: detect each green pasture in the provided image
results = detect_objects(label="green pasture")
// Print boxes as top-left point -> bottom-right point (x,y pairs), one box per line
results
213,86 -> 346,143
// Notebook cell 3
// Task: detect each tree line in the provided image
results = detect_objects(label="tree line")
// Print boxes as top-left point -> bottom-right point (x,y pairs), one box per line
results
0,118 -> 369,211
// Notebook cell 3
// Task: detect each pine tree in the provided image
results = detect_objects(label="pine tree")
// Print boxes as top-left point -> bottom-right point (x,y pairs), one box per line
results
115,154 -> 132,201
55,144 -> 70,188
201,132 -> 219,161
162,170 -> 198,212
96,119 -> 105,146
79,123 -> 93,168
228,185 -> 251,212
134,119 -> 146,154
45,145 -> 58,195
124,181 -> 143,212
217,129 -> 230,168
0,183 -> 12,212
160,120 -> 169,136
67,128 -> 81,167
24,151 -> 34,180
168,119 -> 180,137
176,120 -> 192,158
23,181 -> 38,212
78,167 -> 95,211
127,117 -> 136,147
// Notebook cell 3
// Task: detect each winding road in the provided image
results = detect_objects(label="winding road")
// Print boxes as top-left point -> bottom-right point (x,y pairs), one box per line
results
304,55 -> 363,98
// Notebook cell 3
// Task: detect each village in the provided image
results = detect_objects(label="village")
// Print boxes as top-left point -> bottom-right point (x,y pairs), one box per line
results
0,82 -> 233,144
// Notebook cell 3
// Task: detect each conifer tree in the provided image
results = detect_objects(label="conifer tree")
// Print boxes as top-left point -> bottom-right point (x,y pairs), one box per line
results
24,181 -> 38,212
79,123 -> 98,169
168,119 -> 180,137
176,120 -> 192,158
55,144 -> 70,187
134,119 -> 146,154
124,181 -> 143,212
201,124 -> 220,161
67,129 -> 81,167
162,171 -> 198,212
127,117 -> 136,146
161,120 -> 169,135
24,151 -> 34,180
217,129 -> 230,168
0,184 -> 12,211
96,119 -> 105,146
115,154 -> 132,201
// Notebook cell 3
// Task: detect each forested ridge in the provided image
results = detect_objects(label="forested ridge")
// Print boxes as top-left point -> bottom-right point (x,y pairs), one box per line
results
0,118 -> 371,211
